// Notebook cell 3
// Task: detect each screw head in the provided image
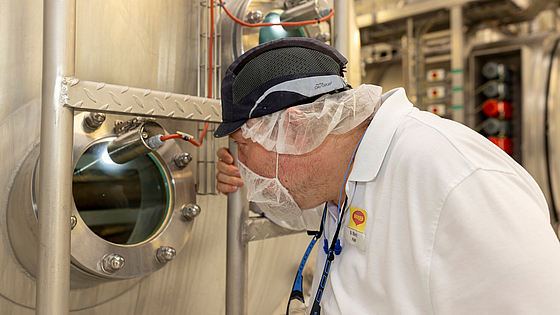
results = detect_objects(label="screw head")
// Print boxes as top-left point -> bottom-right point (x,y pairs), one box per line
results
156,246 -> 177,263
174,152 -> 192,168
70,215 -> 77,230
246,10 -> 263,24
181,204 -> 201,220
83,112 -> 107,131
101,253 -> 125,274
142,131 -> 149,139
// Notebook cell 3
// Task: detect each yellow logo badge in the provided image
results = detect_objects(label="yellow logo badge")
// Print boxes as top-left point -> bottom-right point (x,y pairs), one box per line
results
347,207 -> 367,233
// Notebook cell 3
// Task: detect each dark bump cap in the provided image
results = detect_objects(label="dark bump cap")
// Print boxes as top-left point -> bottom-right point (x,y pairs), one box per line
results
214,38 -> 348,138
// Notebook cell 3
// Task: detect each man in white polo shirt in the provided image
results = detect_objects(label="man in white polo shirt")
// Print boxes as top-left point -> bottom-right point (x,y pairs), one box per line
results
214,37 -> 560,314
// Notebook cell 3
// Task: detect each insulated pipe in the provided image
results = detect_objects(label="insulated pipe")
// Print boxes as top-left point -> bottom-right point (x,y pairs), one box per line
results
37,0 -> 76,314
226,139 -> 248,315
451,5 -> 465,123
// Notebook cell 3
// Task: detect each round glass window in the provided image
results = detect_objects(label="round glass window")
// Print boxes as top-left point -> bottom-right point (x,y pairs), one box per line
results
72,138 -> 169,245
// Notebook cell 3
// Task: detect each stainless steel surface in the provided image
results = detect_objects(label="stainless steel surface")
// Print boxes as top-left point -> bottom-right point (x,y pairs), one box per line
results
244,217 -> 304,242
84,112 -> 107,131
106,121 -> 164,164
64,78 -> 222,123
226,139 -> 248,315
37,0 -> 76,313
102,254 -> 126,274
451,5 -> 465,123
181,203 -> 202,220
155,246 -> 177,263
174,152 -> 193,168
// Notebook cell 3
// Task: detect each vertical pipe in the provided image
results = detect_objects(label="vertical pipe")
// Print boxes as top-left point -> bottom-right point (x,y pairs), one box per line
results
403,17 -> 414,99
226,140 -> 248,315
451,5 -> 465,123
37,0 -> 76,314
333,0 -> 349,62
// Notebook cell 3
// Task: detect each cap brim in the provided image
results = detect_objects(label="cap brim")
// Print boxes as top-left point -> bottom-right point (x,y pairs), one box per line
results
213,119 -> 247,138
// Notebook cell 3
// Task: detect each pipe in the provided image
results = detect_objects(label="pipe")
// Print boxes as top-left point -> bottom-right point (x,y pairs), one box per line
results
451,5 -> 465,123
36,0 -> 76,314
226,139 -> 248,315
403,17 -> 414,97
333,0 -> 349,64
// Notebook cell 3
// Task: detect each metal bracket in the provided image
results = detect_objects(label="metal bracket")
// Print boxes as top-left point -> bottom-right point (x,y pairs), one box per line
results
113,117 -> 156,135
243,216 -> 304,243
62,77 -> 222,123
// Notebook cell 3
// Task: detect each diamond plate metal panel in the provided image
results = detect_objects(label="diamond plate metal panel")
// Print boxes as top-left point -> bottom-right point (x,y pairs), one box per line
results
244,217 -> 304,242
63,77 -> 222,122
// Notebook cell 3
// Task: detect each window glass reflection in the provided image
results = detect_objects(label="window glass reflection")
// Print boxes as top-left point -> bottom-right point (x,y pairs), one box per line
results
73,139 -> 168,245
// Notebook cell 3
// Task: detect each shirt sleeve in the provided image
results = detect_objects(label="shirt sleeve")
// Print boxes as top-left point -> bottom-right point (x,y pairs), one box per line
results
429,169 -> 560,315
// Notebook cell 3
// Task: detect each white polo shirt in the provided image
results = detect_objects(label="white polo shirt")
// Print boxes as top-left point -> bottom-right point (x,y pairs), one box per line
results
308,87 -> 560,314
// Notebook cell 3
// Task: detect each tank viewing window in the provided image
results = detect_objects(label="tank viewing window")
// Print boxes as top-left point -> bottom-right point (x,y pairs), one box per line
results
72,138 -> 169,245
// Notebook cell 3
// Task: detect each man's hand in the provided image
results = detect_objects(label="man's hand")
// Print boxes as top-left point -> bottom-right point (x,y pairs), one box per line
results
216,147 -> 244,194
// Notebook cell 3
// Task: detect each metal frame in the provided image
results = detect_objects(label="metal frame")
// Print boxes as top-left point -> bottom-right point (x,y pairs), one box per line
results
40,0 -> 297,314
38,0 -> 222,313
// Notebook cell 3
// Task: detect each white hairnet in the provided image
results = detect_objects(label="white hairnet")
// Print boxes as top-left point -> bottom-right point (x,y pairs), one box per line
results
241,84 -> 383,155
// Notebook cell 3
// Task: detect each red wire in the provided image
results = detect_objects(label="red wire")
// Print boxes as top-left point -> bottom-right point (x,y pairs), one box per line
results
160,134 -> 184,141
218,0 -> 335,28
189,122 -> 209,147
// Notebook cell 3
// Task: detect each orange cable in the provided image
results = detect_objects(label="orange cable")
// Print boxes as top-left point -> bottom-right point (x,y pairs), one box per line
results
160,134 -> 184,141
218,0 -> 335,28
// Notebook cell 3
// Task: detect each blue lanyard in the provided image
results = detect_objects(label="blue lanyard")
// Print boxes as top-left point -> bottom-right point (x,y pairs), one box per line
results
286,203 -> 327,314
286,127 -> 367,314
286,197 -> 349,315
310,197 -> 348,315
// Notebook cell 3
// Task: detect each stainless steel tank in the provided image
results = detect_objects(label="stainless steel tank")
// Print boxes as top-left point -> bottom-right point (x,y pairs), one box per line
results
0,0 -> 319,314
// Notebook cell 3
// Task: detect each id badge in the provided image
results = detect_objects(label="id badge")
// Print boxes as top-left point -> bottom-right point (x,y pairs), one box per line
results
345,207 -> 367,251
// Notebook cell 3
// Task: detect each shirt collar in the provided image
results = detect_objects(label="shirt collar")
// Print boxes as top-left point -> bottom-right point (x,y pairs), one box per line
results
348,87 -> 413,182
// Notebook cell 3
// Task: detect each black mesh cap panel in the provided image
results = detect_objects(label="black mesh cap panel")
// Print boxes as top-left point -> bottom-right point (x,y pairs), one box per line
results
215,38 -> 349,138
232,47 -> 341,104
